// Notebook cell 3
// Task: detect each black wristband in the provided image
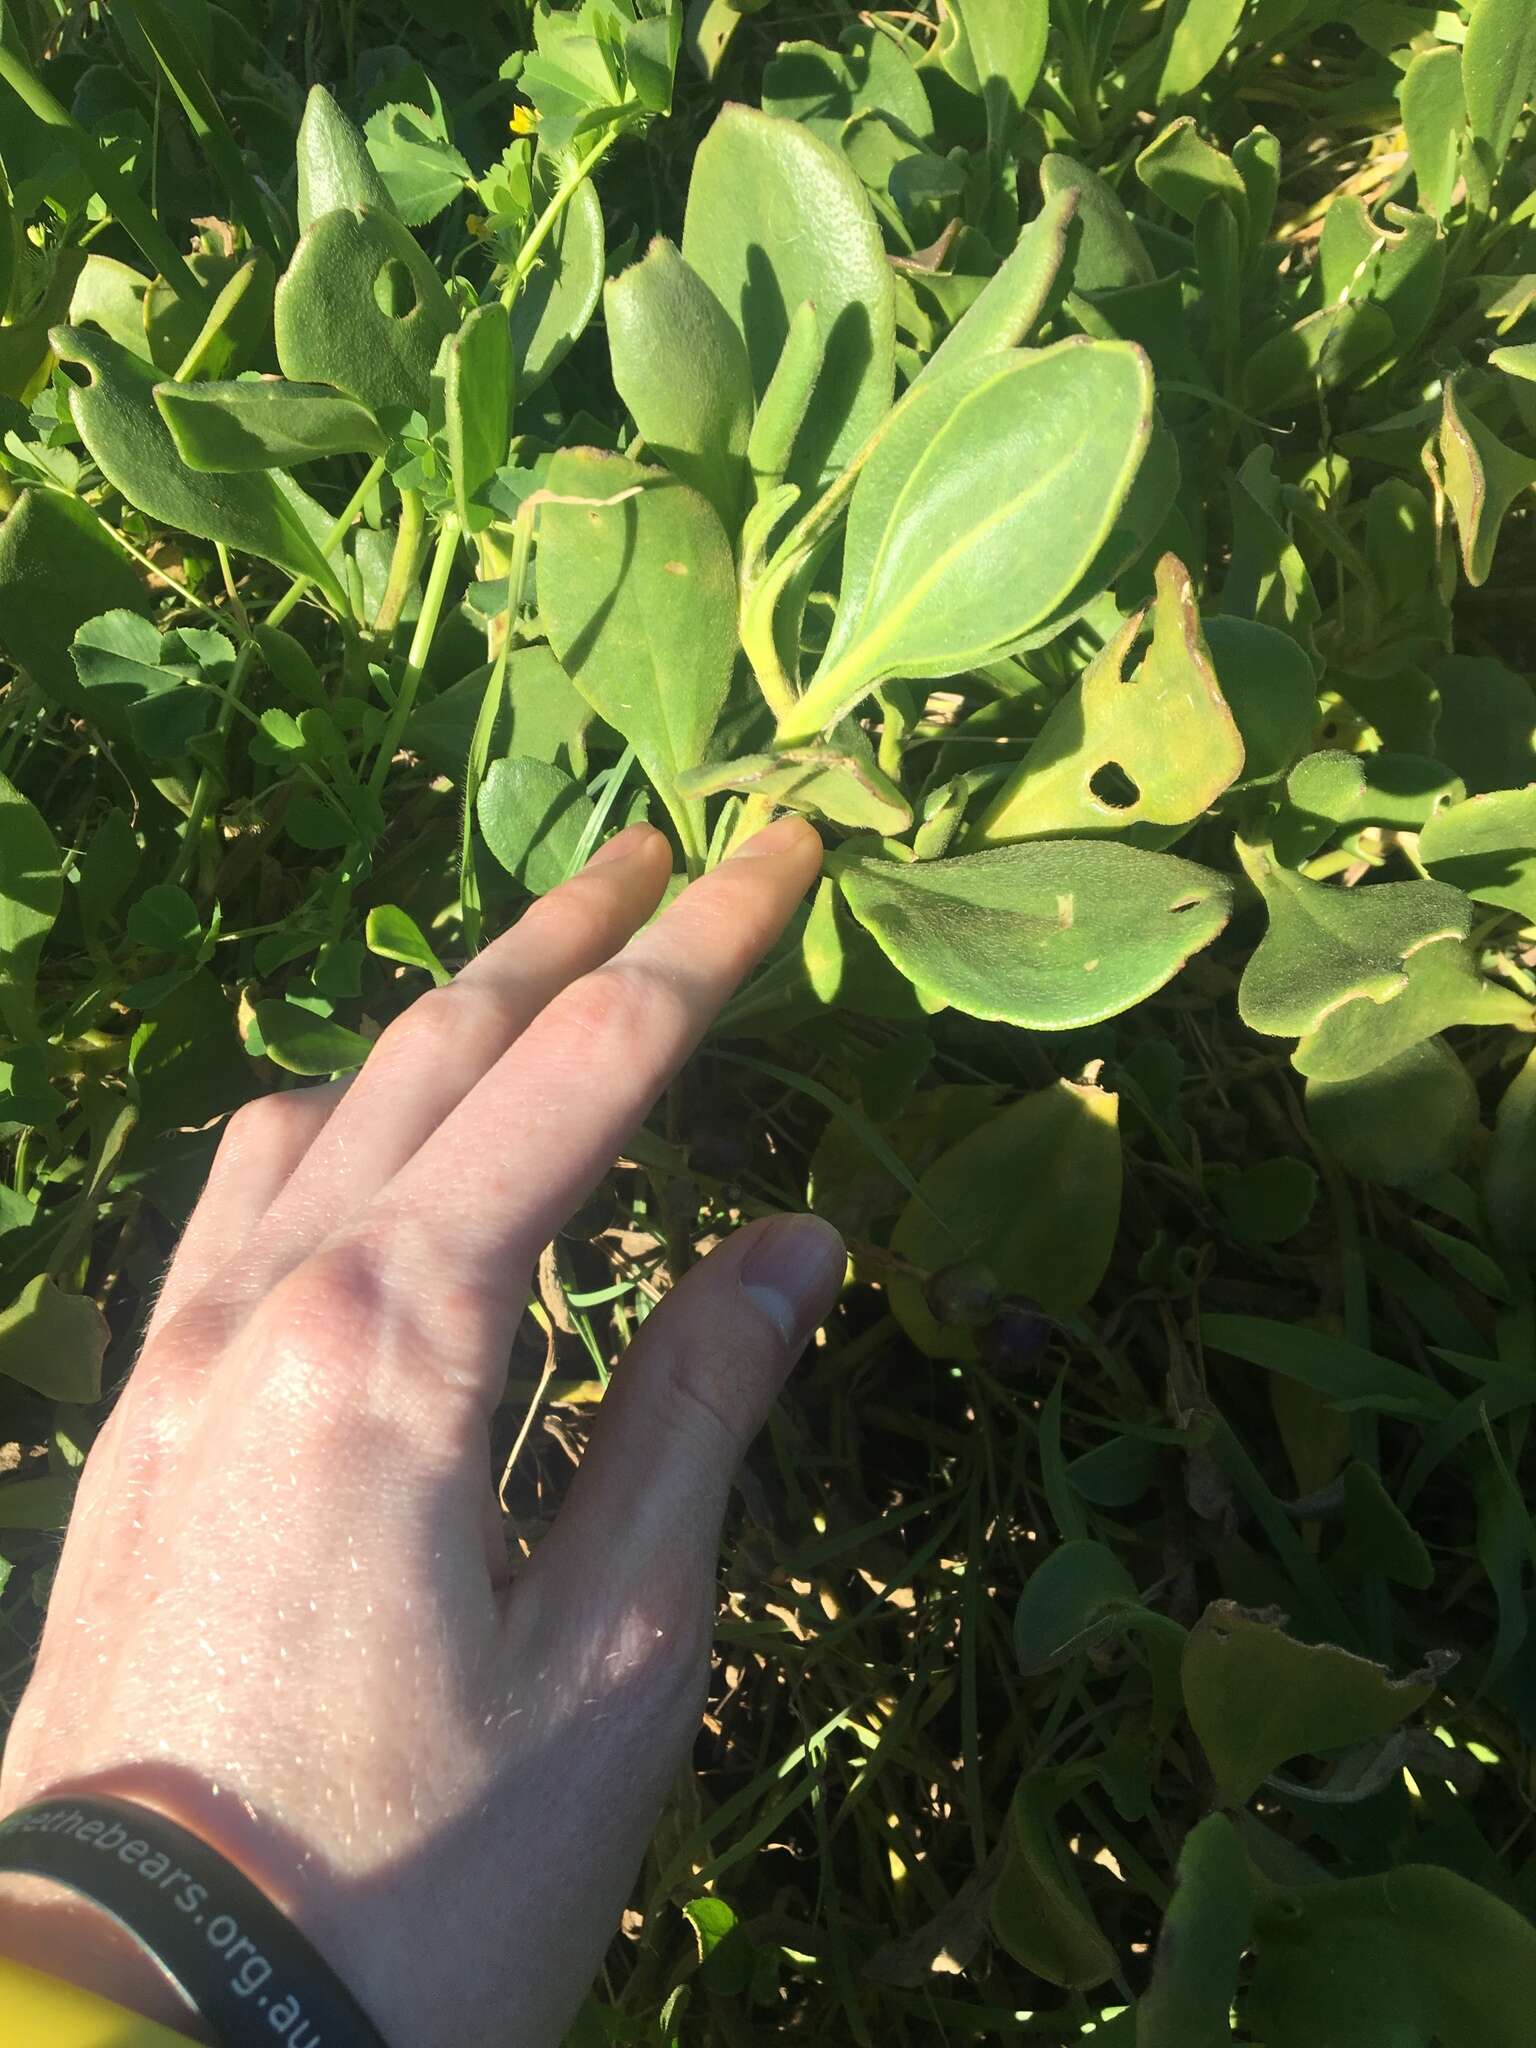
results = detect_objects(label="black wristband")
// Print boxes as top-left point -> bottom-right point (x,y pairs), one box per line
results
0,1795 -> 390,2046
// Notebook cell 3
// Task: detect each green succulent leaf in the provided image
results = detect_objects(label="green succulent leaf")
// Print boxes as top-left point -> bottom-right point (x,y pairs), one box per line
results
780,339 -> 1153,741
1308,1039 -> 1478,1190
1401,44 -> 1466,220
153,377 -> 388,471
1237,841 -> 1530,1082
508,148 -> 605,394
53,326 -> 348,609
836,839 -> 1231,1030
682,103 -> 895,494
1137,1815 -> 1253,2048
537,447 -> 736,865
605,237 -> 753,532
0,770 -> 61,1042
444,302 -> 513,534
296,83 -> 397,232
1182,1600 -> 1437,1807
273,205 -> 456,422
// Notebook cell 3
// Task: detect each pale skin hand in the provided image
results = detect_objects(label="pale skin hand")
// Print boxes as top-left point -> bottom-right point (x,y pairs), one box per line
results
0,815 -> 843,2047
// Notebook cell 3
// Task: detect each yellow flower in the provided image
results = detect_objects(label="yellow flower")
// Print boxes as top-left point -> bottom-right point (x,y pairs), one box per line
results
465,213 -> 488,238
509,104 -> 538,136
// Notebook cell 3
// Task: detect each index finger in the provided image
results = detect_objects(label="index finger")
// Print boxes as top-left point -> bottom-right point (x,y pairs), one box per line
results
340,814 -> 822,1397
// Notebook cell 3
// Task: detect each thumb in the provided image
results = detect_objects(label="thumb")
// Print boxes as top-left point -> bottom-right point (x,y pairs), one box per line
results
516,1214 -> 845,1624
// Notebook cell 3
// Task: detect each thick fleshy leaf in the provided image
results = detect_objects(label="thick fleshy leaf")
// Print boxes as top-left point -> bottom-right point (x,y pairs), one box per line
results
837,840 -> 1231,1030
0,770 -> 61,1041
537,447 -> 736,863
0,488 -> 150,711
1308,1038 -> 1478,1190
1418,786 -> 1536,923
1203,616 -> 1315,784
888,1078 -> 1121,1350
779,339 -> 1152,741
1237,842 -> 1530,1082
1183,1600 -> 1436,1806
445,302 -> 513,533
991,1771 -> 1116,1990
1251,1867 -> 1536,2048
70,611 -> 230,759
1137,1816 -> 1252,2048
1242,300 -> 1394,415
1136,117 -> 1246,226
477,755 -> 594,896
153,377 -> 387,470
1438,372 -> 1536,586
943,0 -> 1047,156
1041,153 -> 1156,293
971,554 -> 1244,847
1157,0 -> 1247,102
1273,749 -> 1463,866
682,104 -> 895,493
1317,198 -> 1444,369
274,206 -> 455,422
762,25 -> 932,149
1401,44 -> 1466,220
1462,0 -> 1536,172
297,85 -> 398,232
917,187 -> 1077,386
1486,1049 -> 1536,1274
509,149 -> 605,394
52,326 -> 346,607
0,1274 -> 108,1402
605,238 -> 753,532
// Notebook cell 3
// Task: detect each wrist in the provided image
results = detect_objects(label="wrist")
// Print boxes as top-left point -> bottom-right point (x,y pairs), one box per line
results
0,1871 -> 211,2042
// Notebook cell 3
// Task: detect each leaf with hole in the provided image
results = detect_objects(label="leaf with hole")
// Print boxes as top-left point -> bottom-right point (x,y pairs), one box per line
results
971,553 -> 1244,848
274,205 -> 455,423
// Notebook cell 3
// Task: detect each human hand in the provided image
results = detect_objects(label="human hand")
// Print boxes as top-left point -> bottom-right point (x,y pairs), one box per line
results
0,815 -> 844,2046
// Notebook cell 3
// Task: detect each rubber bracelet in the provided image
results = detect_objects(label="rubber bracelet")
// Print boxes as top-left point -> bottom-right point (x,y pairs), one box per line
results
0,1796 -> 390,2047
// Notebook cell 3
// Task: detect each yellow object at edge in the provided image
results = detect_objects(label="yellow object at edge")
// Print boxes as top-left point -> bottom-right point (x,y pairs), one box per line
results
0,1956 -> 202,2045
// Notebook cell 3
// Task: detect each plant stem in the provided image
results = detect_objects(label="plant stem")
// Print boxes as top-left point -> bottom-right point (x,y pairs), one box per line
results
0,41 -> 205,304
368,515 -> 461,795
501,125 -> 618,306
372,487 -> 425,638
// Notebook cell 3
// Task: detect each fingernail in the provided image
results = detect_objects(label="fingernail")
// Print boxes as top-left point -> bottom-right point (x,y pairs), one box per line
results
587,822 -> 660,870
731,813 -> 818,861
739,1215 -> 846,1347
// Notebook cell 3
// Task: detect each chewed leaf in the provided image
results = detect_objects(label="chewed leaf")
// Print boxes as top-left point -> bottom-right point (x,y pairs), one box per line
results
836,839 -> 1231,1030
1418,785 -> 1536,924
971,553 -> 1245,848
1236,839 -> 1530,1081
779,339 -> 1153,741
1183,1600 -> 1440,1806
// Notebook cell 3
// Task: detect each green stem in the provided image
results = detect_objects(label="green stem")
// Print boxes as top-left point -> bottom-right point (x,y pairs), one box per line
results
368,516 -> 461,796
0,42 -> 205,304
458,509 -> 533,951
501,125 -> 619,306
372,487 -> 425,638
